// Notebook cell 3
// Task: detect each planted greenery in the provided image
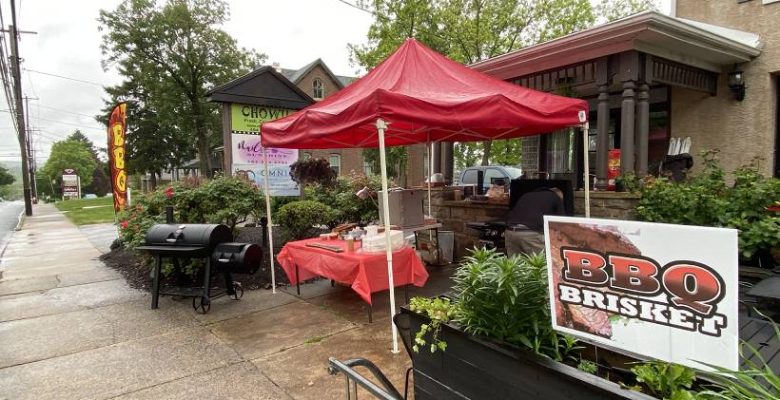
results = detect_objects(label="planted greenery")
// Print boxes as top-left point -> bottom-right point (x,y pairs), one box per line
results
408,297 -> 454,353
410,248 -> 577,361
697,315 -> 780,400
638,150 -> 780,258
629,361 -> 697,400
304,173 -> 381,226
117,176 -> 264,249
275,200 -> 336,240
454,248 -> 577,361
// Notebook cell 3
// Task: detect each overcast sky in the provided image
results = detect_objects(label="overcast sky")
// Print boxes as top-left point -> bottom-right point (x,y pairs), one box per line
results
0,0 -> 671,165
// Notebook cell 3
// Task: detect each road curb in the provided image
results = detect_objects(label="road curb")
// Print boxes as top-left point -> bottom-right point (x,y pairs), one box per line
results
14,208 -> 25,231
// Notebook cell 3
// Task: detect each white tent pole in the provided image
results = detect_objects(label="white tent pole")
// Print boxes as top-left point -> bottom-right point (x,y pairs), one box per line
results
262,146 -> 277,294
377,118 -> 400,354
582,122 -> 591,218
426,134 -> 432,219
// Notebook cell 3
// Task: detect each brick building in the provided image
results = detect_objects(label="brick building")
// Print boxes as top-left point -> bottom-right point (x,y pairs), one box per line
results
469,3 -> 778,189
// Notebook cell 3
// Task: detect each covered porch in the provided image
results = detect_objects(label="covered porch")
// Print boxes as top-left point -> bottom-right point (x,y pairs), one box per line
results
470,11 -> 761,189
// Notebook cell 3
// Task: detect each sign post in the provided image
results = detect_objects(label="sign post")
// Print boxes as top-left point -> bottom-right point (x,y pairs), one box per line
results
544,216 -> 739,370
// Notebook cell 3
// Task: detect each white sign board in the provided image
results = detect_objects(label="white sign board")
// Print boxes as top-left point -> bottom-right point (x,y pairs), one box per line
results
544,216 -> 739,370
62,169 -> 80,199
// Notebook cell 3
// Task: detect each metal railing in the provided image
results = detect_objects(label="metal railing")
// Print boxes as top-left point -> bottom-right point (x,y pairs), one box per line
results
327,357 -> 405,400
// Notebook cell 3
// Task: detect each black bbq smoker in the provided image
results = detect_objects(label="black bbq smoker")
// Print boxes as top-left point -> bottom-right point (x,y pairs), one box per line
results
465,179 -> 575,252
137,207 -> 262,314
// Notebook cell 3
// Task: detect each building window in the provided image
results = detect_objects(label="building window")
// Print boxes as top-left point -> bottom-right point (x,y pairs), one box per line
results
329,153 -> 341,175
313,78 -> 324,99
363,160 -> 374,175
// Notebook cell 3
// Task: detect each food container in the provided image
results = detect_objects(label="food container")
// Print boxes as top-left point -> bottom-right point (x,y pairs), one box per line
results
365,225 -> 379,237
361,230 -> 404,253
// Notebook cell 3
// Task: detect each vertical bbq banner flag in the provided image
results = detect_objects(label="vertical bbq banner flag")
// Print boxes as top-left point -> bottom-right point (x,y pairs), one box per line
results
108,103 -> 128,212
544,216 -> 739,371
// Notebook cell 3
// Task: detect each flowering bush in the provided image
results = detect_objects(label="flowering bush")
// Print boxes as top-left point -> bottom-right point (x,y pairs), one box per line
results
117,176 -> 265,249
117,204 -> 160,249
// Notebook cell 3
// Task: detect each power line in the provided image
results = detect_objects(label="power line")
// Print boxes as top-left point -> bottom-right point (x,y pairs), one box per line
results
23,68 -> 105,87
336,0 -> 375,15
33,115 -> 104,130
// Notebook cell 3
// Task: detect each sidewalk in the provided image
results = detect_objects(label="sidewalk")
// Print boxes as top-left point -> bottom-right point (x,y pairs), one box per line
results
0,204 -> 418,399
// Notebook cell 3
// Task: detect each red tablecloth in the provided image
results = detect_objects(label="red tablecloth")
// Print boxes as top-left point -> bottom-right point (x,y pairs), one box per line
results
276,238 -> 429,304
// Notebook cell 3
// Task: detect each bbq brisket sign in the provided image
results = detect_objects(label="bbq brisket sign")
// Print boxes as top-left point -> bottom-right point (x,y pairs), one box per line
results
544,216 -> 739,370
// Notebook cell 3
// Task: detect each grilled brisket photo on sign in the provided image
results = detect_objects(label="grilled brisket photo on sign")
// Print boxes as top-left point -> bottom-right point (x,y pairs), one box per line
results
548,222 -> 642,338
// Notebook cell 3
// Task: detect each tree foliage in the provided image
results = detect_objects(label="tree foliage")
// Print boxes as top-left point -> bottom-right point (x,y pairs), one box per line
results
42,138 -> 97,191
351,0 -> 656,167
362,147 -> 408,185
101,78 -> 193,190
0,165 -> 14,187
99,0 -> 264,177
66,131 -> 111,196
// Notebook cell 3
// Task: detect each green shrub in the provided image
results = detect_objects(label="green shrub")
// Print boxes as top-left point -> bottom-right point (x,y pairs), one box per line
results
304,172 -> 380,225
117,176 -> 265,248
453,248 -> 577,361
637,150 -> 780,258
275,200 -> 336,240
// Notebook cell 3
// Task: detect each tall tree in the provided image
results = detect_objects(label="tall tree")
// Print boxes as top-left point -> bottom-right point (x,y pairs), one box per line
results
0,165 -> 15,187
42,138 -> 97,193
101,76 -> 194,190
66,131 -> 112,196
99,0 -> 264,177
352,0 -> 656,167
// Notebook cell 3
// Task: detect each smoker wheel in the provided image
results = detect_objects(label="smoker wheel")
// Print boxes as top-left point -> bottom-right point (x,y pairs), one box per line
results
192,296 -> 211,314
232,282 -> 244,300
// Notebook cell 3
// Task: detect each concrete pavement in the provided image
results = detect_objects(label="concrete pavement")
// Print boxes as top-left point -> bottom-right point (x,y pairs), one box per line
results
0,203 -> 435,399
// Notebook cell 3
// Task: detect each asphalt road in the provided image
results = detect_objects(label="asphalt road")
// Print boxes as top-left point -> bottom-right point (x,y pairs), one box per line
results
0,201 -> 24,255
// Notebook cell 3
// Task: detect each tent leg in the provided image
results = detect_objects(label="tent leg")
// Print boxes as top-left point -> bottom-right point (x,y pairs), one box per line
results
377,118 -> 400,354
263,146 -> 276,294
426,137 -> 432,219
582,123 -> 591,218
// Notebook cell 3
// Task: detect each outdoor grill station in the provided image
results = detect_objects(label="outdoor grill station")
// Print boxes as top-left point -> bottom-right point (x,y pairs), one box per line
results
137,206 -> 262,314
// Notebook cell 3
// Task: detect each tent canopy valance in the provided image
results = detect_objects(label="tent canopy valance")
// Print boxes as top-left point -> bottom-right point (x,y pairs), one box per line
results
261,38 -> 588,149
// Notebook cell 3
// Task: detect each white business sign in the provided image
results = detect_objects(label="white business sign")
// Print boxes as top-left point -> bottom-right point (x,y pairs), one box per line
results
544,216 -> 739,370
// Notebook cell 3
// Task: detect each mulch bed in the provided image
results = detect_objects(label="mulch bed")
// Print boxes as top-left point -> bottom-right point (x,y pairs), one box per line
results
99,245 -> 291,292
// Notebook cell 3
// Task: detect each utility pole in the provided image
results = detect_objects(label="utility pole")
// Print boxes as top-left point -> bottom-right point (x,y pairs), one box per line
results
24,96 -> 38,200
8,0 -> 32,215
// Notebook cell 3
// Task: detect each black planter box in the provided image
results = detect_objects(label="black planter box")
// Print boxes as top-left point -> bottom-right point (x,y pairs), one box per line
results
401,306 -> 655,400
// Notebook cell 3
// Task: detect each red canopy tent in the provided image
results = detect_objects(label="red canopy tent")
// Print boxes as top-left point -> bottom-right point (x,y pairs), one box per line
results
261,38 -> 590,352
262,38 -> 587,148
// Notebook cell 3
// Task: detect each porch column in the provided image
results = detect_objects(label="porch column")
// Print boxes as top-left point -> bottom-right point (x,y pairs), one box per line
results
596,84 -> 610,189
620,80 -> 636,174
635,83 -> 650,177
432,142 -> 442,174
442,142 -> 454,183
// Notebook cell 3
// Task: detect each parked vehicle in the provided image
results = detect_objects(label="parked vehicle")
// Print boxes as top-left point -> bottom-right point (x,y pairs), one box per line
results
456,165 -> 522,191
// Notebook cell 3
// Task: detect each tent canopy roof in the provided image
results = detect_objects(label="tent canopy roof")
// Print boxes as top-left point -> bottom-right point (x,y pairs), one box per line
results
261,38 -> 588,149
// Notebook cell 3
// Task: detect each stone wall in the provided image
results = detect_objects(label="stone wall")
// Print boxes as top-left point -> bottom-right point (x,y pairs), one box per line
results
573,191 -> 640,220
428,189 -> 640,259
